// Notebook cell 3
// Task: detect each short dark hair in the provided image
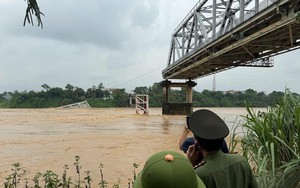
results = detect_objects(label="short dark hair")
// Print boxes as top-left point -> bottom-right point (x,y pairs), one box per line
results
194,135 -> 223,152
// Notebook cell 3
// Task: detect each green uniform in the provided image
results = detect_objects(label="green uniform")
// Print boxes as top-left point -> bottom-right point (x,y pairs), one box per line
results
195,151 -> 258,188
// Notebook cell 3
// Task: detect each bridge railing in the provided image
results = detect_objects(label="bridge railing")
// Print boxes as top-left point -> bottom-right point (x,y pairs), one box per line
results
172,0 -> 206,35
216,0 -> 278,38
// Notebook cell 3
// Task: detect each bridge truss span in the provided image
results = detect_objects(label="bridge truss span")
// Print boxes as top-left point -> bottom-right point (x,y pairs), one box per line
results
162,0 -> 300,80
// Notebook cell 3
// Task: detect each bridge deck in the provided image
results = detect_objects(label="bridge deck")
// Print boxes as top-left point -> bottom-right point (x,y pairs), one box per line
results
162,0 -> 300,80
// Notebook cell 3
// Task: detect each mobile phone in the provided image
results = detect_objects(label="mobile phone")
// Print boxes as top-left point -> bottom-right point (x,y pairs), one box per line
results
186,116 -> 190,129
195,142 -> 201,151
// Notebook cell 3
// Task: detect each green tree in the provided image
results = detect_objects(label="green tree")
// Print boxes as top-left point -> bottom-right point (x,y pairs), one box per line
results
10,91 -> 23,107
102,90 -> 111,99
64,84 -> 75,100
65,84 -> 75,92
86,88 -> 96,98
73,87 -> 86,101
148,82 -> 163,107
243,88 -> 257,106
95,88 -> 104,98
49,87 -> 64,98
193,90 -> 206,106
112,89 -> 128,107
268,91 -> 284,106
134,87 -> 149,95
169,89 -> 185,103
97,83 -> 104,90
200,89 -> 218,106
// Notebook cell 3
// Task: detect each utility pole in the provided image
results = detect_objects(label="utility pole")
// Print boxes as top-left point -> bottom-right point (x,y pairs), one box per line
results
212,74 -> 216,91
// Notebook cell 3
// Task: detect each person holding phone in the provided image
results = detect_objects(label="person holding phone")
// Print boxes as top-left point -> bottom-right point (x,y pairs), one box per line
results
179,116 -> 229,155
178,116 -> 195,153
186,109 -> 258,188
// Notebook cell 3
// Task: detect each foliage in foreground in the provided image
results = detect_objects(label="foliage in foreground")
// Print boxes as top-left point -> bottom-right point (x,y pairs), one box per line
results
4,156 -> 139,188
23,0 -> 44,28
231,89 -> 300,188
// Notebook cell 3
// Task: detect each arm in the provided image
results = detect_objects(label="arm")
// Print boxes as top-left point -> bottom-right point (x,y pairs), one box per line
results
179,125 -> 190,151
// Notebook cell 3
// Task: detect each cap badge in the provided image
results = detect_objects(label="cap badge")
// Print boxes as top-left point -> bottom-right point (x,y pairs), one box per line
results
164,154 -> 174,162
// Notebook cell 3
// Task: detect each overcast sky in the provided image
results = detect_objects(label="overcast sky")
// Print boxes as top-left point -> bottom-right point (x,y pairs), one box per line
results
1,0 -> 299,94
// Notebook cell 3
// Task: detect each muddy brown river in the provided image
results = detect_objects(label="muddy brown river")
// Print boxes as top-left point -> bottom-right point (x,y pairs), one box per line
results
0,107 -> 262,187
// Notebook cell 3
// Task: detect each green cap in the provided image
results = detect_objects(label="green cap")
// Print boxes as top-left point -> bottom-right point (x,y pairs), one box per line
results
134,151 -> 206,188
189,109 -> 229,139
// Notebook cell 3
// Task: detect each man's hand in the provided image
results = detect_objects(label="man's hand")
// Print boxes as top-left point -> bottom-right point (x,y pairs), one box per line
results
186,143 -> 203,166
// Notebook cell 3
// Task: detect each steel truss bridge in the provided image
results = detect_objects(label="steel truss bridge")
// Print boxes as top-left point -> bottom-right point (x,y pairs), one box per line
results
162,0 -> 300,80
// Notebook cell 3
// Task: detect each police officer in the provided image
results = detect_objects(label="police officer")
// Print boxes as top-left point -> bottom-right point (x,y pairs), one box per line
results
187,109 -> 258,188
134,151 -> 206,188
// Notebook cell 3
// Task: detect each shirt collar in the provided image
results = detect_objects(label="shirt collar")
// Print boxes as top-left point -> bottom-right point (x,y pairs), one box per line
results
204,150 -> 224,160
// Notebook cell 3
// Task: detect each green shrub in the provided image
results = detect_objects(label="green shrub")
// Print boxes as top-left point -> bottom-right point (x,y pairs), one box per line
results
237,89 -> 300,187
4,157 -> 139,188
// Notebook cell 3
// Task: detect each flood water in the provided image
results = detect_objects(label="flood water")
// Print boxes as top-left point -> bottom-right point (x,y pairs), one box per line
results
0,107 -> 265,187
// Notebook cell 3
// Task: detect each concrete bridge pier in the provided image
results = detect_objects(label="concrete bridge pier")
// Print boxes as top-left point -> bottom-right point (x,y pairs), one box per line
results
161,79 -> 197,115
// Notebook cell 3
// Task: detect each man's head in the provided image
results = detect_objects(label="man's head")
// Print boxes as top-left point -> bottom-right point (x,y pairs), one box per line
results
189,109 -> 229,152
134,151 -> 205,188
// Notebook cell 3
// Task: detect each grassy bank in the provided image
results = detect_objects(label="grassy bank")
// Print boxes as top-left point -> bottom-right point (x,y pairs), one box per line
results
230,89 -> 300,187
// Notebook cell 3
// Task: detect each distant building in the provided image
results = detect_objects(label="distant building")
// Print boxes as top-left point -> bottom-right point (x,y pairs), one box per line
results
2,94 -> 12,100
223,90 -> 242,94
102,88 -> 124,99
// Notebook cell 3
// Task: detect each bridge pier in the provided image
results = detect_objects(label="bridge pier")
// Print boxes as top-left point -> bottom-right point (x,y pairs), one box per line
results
161,79 -> 197,115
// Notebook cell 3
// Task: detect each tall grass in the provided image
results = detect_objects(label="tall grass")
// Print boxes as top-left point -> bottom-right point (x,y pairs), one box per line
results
239,89 -> 300,187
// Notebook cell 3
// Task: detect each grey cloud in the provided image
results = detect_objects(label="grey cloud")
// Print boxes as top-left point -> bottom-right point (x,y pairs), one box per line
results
1,0 -> 300,94
18,0 -> 162,50
5,1 -> 137,49
130,1 -> 160,28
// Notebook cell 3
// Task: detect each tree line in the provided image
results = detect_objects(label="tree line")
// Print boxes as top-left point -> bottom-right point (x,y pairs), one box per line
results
0,82 -> 294,108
